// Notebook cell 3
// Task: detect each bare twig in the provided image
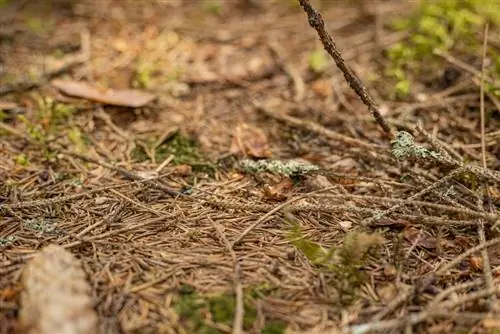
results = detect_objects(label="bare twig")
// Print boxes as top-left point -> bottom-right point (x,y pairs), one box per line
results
231,195 -> 307,248
437,236 -> 500,276
362,166 -> 467,225
478,23 -> 494,310
253,101 -> 384,151
208,217 -> 243,334
297,0 -> 394,137
0,177 -> 161,210
68,152 -> 179,197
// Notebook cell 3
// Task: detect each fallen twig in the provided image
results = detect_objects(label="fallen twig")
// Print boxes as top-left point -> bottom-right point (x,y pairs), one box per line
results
298,0 -> 394,137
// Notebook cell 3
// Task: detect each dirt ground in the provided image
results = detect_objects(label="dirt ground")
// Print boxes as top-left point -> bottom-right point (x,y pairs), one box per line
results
1,0 -> 500,333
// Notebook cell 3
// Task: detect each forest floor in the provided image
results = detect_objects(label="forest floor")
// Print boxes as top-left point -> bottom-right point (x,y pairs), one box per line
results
1,1 -> 500,333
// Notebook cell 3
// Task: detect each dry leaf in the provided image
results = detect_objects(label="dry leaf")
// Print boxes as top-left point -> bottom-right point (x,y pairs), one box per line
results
304,175 -> 333,191
377,283 -> 399,304
482,318 -> 500,329
172,164 -> 192,176
20,244 -> 98,334
338,220 -> 353,231
311,79 -> 333,98
469,256 -> 483,271
230,123 -> 271,158
0,101 -> 18,110
262,179 -> 293,201
51,79 -> 156,107
403,227 -> 437,249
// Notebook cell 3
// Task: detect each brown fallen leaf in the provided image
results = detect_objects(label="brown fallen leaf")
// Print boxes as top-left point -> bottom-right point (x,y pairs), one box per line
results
0,101 -> 18,110
483,318 -> 500,329
262,179 -> 294,201
20,244 -> 98,334
469,256 -> 483,271
403,227 -> 437,249
230,123 -> 271,158
51,79 -> 156,107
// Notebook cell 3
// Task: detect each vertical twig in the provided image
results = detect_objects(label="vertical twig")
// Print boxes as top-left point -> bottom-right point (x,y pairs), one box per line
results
297,0 -> 394,137
209,217 -> 244,334
478,23 -> 494,309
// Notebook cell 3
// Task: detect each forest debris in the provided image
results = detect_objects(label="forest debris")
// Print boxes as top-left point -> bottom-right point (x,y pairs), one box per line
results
51,79 -> 156,107
230,123 -> 271,158
262,179 -> 294,201
0,101 -> 18,110
404,227 -> 437,250
20,244 -> 98,334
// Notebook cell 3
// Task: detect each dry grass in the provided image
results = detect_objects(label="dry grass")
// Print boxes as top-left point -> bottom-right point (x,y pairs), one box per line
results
1,0 -> 500,333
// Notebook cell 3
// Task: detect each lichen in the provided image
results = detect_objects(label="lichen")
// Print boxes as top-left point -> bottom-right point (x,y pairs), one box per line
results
391,131 -> 441,160
240,159 -> 319,176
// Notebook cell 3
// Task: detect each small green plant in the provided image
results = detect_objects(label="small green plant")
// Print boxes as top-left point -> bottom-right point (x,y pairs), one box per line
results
308,49 -> 328,73
14,153 -> 29,166
386,0 -> 500,98
67,127 -> 88,153
286,214 -> 385,304
17,115 -> 44,142
173,284 -> 285,333
26,17 -> 53,34
34,96 -> 76,126
133,61 -> 154,89
202,0 -> 223,15
132,133 -> 215,173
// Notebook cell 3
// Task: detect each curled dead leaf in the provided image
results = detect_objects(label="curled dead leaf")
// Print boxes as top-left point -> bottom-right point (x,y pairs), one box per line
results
262,179 -> 294,201
230,123 -> 271,158
469,256 -> 483,271
403,227 -> 437,250
51,79 -> 156,107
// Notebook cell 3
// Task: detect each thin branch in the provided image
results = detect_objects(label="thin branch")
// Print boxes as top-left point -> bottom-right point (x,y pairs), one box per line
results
297,0 -> 394,137
478,23 -> 494,310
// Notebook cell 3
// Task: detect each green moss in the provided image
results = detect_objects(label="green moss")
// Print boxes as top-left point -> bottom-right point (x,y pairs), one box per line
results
133,133 -> 216,174
25,17 -> 53,34
14,153 -> 29,166
386,0 -> 500,98
202,0 -> 223,15
133,61 -> 155,89
173,286 -> 260,333
309,49 -> 328,73
67,127 -> 88,153
262,321 -> 287,334
34,96 -> 76,128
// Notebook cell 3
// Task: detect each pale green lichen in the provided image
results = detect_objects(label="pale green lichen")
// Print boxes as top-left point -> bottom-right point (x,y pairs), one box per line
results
0,236 -> 15,247
391,131 -> 441,160
240,159 -> 319,176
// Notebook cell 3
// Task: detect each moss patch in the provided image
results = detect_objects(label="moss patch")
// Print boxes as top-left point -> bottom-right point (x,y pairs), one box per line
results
386,0 -> 500,98
174,284 -> 285,333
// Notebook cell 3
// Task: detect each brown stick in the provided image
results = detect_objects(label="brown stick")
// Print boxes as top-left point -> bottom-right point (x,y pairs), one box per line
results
297,0 -> 394,138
